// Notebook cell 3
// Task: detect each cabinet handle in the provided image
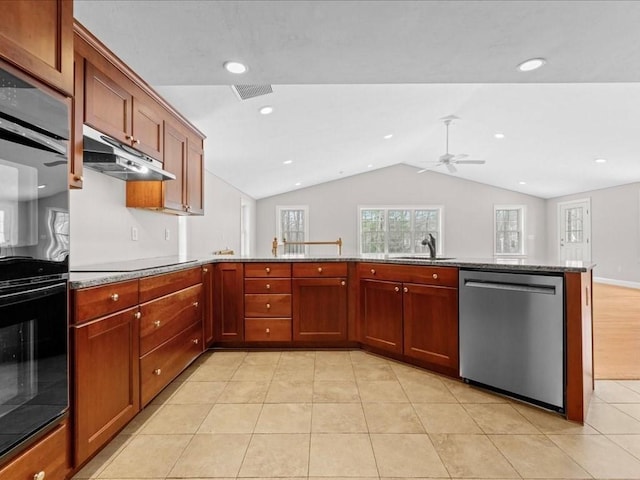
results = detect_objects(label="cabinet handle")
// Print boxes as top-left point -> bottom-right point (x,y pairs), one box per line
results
265,267 -> 271,273
341,280 -> 346,286
153,368 -> 162,376
203,267 -> 208,273
266,327 -> 270,334
394,286 -> 400,292
317,267 -> 323,273
266,283 -> 271,289
193,301 -> 199,308
134,311 -> 141,320
266,303 -> 271,309
33,471 -> 45,480
192,338 -> 199,345
432,273 -> 438,280
110,293 -> 119,302
154,320 -> 161,328
370,269 -> 376,275
403,287 -> 409,293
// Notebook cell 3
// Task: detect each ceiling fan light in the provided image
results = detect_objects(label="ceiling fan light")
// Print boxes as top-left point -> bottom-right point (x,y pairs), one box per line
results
517,58 -> 546,72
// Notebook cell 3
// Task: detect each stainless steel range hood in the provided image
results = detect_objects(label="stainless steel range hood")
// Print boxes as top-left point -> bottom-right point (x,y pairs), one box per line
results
82,125 -> 176,181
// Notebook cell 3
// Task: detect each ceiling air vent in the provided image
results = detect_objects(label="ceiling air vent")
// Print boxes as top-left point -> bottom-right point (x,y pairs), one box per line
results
232,84 -> 273,100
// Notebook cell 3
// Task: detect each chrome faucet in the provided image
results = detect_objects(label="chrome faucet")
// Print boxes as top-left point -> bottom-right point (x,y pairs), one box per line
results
421,234 -> 437,259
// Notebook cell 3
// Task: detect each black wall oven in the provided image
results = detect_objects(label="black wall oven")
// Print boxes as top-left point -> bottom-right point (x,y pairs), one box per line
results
0,61 -> 69,462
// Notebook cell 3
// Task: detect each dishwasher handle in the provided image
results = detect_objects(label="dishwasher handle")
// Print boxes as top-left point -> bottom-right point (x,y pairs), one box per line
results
463,279 -> 557,295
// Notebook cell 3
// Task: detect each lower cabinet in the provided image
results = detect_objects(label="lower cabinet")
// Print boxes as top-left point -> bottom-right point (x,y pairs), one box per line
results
0,420 -> 71,480
293,277 -> 348,341
72,307 -> 140,466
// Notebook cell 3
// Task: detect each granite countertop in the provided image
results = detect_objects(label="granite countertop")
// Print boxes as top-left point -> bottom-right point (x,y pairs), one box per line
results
69,254 -> 594,289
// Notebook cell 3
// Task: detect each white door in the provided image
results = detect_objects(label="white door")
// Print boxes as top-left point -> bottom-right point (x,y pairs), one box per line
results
558,199 -> 591,262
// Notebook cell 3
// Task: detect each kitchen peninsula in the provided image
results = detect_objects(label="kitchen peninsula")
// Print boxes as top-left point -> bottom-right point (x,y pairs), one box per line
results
69,254 -> 593,436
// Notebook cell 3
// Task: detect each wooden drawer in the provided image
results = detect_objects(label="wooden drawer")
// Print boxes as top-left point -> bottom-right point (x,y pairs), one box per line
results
244,278 -> 291,294
140,284 -> 203,356
140,320 -> 203,407
244,262 -> 291,278
293,262 -> 348,277
139,266 -> 202,302
245,319 -> 292,341
358,263 -> 458,287
244,294 -> 291,317
73,279 -> 139,324
0,420 -> 70,480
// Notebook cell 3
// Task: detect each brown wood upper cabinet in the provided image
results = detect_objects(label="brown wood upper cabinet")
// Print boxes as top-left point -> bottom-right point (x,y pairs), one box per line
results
0,0 -> 73,95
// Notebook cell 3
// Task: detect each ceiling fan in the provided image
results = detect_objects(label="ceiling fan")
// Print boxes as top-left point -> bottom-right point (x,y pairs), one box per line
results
419,115 -> 486,173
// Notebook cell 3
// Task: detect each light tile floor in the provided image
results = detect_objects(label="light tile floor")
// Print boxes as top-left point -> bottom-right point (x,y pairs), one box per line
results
73,349 -> 640,480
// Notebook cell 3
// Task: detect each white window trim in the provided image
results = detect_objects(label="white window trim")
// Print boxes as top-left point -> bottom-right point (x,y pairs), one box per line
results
276,205 -> 309,254
358,205 -> 445,255
494,204 -> 526,256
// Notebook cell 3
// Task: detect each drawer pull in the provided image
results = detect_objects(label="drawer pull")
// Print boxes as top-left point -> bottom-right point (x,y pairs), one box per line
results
154,320 -> 161,328
266,327 -> 270,334
265,267 -> 271,273
371,269 -> 376,275
266,303 -> 271,309
394,286 -> 400,292
153,368 -> 162,376
403,287 -> 409,293
33,472 -> 45,480
432,273 -> 438,280
193,301 -> 199,308
341,280 -> 346,286
317,267 -> 323,273
192,338 -> 199,345
134,311 -> 141,320
110,293 -> 119,302
266,283 -> 271,289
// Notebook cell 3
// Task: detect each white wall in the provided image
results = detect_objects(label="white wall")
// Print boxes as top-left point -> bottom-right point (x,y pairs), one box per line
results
546,182 -> 640,283
70,168 -> 255,266
256,163 -> 547,259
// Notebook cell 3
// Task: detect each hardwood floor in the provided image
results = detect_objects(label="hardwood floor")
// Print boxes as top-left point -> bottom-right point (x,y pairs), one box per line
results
593,282 -> 640,379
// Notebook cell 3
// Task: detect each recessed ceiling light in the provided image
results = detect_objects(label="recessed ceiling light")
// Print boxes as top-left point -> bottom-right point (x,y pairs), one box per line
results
494,133 -> 505,139
383,134 -> 393,140
259,106 -> 273,115
294,182 -> 301,186
517,58 -> 546,72
223,61 -> 247,74
283,160 -> 293,165
37,184 -> 46,189
518,181 -> 527,185
595,158 -> 607,163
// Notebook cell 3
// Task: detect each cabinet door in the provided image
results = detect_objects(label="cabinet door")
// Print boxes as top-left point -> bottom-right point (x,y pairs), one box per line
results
84,62 -> 132,144
213,263 -> 244,342
132,97 -> 164,160
163,122 -> 187,212
186,134 -> 204,215
403,282 -> 458,371
293,277 -> 348,341
73,307 -> 140,466
359,279 -> 403,354
0,0 -> 73,95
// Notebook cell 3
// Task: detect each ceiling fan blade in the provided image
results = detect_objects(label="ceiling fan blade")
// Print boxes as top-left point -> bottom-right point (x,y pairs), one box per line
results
455,159 -> 486,165
446,163 -> 457,173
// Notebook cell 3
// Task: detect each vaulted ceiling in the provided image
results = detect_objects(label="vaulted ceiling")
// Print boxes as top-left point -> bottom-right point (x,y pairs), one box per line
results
74,0 -> 640,199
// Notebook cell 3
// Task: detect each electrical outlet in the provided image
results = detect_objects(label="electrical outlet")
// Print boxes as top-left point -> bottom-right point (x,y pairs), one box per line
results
131,227 -> 138,241
165,228 -> 170,241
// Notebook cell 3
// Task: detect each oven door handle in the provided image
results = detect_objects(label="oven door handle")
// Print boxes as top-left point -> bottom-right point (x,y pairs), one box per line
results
0,282 -> 66,307
0,116 -> 67,155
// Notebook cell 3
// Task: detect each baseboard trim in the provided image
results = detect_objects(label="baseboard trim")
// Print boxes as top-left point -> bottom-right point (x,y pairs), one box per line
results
593,277 -> 640,290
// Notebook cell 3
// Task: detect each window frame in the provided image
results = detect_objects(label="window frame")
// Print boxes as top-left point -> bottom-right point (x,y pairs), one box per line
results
358,205 -> 444,255
275,205 -> 309,255
493,204 -> 526,256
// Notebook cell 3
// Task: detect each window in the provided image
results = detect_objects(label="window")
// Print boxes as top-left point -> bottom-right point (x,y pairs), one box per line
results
276,206 -> 308,255
359,206 -> 443,255
494,205 -> 525,255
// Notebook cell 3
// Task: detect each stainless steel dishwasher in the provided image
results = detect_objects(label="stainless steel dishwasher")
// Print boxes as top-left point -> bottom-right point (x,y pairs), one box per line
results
459,269 -> 565,411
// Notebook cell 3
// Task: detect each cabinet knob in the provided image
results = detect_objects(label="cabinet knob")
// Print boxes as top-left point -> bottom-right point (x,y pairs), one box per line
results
203,267 -> 208,273
317,267 -> 323,273
370,269 -> 376,275
193,301 -> 199,308
153,368 -> 162,376
266,327 -> 270,334
33,471 -> 45,480
394,286 -> 400,292
192,338 -> 199,345
403,287 -> 409,293
432,273 -> 438,279
110,293 -> 119,302
265,267 -> 271,273
134,311 -> 141,320
266,303 -> 271,309
154,320 -> 161,328
266,283 -> 271,289
341,280 -> 346,286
